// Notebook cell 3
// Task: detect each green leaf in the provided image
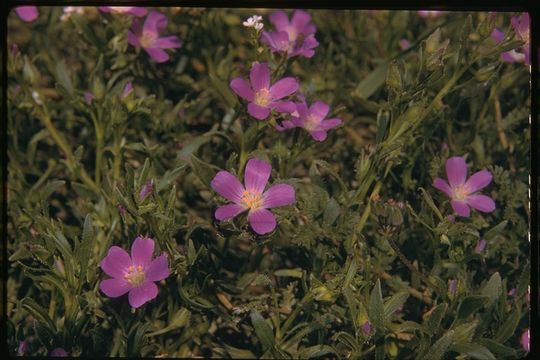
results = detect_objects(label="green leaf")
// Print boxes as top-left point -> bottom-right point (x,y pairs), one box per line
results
422,329 -> 454,360
355,62 -> 389,99
38,180 -> 65,200
55,60 -> 74,95
209,73 -> 237,108
250,310 -> 275,352
375,108 -> 391,144
224,345 -> 257,359
190,154 -> 219,188
477,338 -> 517,358
517,262 -> 530,297
483,220 -> 508,240
20,297 -> 57,333
480,272 -> 502,307
457,296 -> 489,319
494,307 -> 521,343
79,214 -> 93,284
274,268 -> 303,278
383,292 -> 409,319
449,343 -> 495,360
298,345 -> 335,359
368,279 -> 385,330
423,303 -> 447,335
323,198 -> 340,226
419,187 -> 443,221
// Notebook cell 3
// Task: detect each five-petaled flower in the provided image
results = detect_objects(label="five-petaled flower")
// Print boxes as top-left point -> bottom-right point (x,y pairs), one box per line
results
100,236 -> 169,308
98,6 -> 148,17
15,6 -> 39,22
433,156 -> 496,217
230,62 -> 298,120
211,158 -> 295,235
261,10 -> 319,58
128,11 -> 182,63
276,96 -> 342,141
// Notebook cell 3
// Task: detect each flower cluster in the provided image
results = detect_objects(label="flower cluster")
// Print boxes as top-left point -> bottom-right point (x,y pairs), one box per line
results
243,15 -> 264,31
491,13 -> 530,66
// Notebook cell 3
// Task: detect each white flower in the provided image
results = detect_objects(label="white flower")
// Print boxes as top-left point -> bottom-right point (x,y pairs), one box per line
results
243,15 -> 263,30
32,90 -> 42,105
60,6 -> 85,21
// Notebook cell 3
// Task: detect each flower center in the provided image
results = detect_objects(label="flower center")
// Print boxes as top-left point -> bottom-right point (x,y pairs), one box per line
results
139,31 -> 157,48
254,88 -> 271,107
241,190 -> 263,210
287,26 -> 298,41
304,114 -> 320,131
124,265 -> 146,286
452,184 -> 470,201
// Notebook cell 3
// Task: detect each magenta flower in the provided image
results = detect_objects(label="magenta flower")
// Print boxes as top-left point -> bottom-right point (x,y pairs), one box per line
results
211,158 -> 295,235
448,279 -> 457,296
276,97 -> 342,141
128,11 -> 182,63
15,6 -> 38,22
491,28 -> 526,63
100,236 -> 169,308
507,288 -> 517,298
261,10 -> 319,58
418,10 -> 442,18
50,348 -> 68,357
84,91 -> 94,105
474,239 -> 487,254
361,320 -> 372,336
99,6 -> 148,17
511,13 -> 530,66
17,340 -> 28,356
399,39 -> 411,50
122,82 -> 133,98
433,156 -> 495,217
230,63 -> 298,120
521,329 -> 530,352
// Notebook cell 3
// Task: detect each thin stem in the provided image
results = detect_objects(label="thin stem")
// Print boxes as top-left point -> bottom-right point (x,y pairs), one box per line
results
380,271 -> 433,305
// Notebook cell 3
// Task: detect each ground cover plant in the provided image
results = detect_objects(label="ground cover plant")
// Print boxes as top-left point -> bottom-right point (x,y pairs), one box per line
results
6,6 -> 531,359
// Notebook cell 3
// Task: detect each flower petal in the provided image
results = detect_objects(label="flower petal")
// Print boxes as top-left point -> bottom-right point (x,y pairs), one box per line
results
465,170 -> 492,193
131,236 -> 155,268
309,130 -> 328,142
128,7 -> 148,17
144,48 -> 169,63
128,281 -> 158,308
15,6 -> 38,22
269,78 -> 299,100
319,118 -> 342,130
263,184 -> 295,208
466,195 -> 496,213
250,63 -> 270,91
309,101 -> 330,121
100,278 -> 131,297
230,78 -> 254,101
143,11 -> 167,34
245,158 -> 271,193
100,246 -> 132,278
211,170 -> 245,203
248,103 -> 270,120
145,254 -> 169,282
291,10 -> 313,34
491,28 -> 505,43
215,203 -> 246,221
275,120 -> 296,132
269,10 -> 290,31
446,156 -> 468,187
271,101 -> 296,113
451,200 -> 471,217
433,177 -> 453,197
154,36 -> 182,49
248,208 -> 277,235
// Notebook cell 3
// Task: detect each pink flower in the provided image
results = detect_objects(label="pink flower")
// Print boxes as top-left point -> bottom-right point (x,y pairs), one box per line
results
361,320 -> 372,336
100,236 -> 169,308
418,10 -> 442,18
211,158 -> 295,235
521,329 -> 530,352
261,10 -> 319,58
399,39 -> 411,50
511,13 -> 530,66
122,82 -> 133,98
448,279 -> 457,296
84,91 -> 94,105
128,11 -> 182,63
276,96 -> 342,141
50,348 -> 68,357
98,6 -> 148,17
474,239 -> 487,254
17,340 -> 28,356
230,63 -> 298,120
507,288 -> 517,298
491,28 -> 526,64
15,6 -> 38,22
433,156 -> 496,217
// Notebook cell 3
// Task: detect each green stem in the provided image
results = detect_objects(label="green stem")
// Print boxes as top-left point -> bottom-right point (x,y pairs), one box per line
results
386,236 -> 435,289
37,107 -> 100,195
95,132 -> 104,187
280,293 -> 313,335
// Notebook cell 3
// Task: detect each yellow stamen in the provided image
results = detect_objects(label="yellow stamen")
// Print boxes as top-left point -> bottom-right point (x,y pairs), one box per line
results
241,190 -> 263,210
124,264 -> 146,286
254,88 -> 271,107
452,184 -> 470,201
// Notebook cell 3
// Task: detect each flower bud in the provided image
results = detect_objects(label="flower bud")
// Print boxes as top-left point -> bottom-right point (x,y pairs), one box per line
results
23,56 -> 40,85
311,285 -> 334,302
